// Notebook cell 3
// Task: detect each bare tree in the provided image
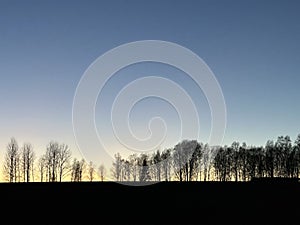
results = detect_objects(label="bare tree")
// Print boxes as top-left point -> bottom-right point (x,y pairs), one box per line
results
231,141 -> 240,182
16,150 -> 21,182
189,142 -> 203,181
138,154 -> 151,182
79,159 -> 85,182
152,150 -> 162,181
87,161 -> 96,182
38,155 -> 47,182
129,154 -> 138,181
57,144 -> 71,182
3,138 -> 19,182
123,160 -> 131,181
44,141 -> 71,182
200,144 -> 218,181
98,164 -> 106,181
71,158 -> 85,182
45,141 -> 60,182
203,144 -> 210,181
173,140 -> 200,181
173,143 -> 184,182
294,135 -> 300,178
20,143 -> 35,182
213,147 -> 231,181
161,149 -> 172,181
238,143 -> 248,181
111,153 -> 122,181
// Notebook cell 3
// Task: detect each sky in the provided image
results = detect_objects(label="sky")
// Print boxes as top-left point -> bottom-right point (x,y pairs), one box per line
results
0,0 -> 300,171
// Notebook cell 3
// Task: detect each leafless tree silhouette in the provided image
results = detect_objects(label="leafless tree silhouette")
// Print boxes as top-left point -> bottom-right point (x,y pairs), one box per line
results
161,149 -> 172,181
3,138 -> 19,182
71,158 -> 85,182
57,144 -> 71,182
20,143 -> 35,182
98,164 -> 106,182
38,155 -> 46,182
111,153 -> 122,181
87,161 -> 95,182
128,154 -> 138,181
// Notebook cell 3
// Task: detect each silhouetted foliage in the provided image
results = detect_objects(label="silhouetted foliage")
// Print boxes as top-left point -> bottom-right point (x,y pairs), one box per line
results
212,135 -> 300,181
3,135 -> 300,182
109,135 -> 300,182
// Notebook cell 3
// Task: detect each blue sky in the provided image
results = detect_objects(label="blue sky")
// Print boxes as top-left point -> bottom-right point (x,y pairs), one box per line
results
0,0 -> 300,165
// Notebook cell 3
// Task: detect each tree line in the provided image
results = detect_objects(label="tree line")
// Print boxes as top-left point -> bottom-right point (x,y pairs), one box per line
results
2,134 -> 300,182
2,138 -> 106,182
111,135 -> 300,182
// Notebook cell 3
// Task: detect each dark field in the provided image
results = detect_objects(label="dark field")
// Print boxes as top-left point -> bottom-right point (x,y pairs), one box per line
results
1,180 -> 299,225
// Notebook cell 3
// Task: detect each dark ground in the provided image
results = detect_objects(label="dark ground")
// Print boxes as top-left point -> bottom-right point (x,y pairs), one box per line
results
1,180 -> 299,225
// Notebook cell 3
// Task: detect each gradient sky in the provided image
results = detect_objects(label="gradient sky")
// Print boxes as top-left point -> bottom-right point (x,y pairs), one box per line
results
1,0 -> 300,170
